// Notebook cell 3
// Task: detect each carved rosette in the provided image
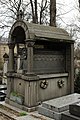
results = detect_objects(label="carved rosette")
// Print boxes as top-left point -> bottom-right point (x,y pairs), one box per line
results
57,79 -> 64,88
40,80 -> 48,89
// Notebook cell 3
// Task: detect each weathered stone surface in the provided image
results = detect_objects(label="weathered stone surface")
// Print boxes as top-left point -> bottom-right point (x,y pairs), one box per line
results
42,93 -> 80,112
62,111 -> 80,120
6,19 -> 74,110
38,106 -> 64,120
69,103 -> 80,117
10,20 -> 73,42
38,93 -> 80,120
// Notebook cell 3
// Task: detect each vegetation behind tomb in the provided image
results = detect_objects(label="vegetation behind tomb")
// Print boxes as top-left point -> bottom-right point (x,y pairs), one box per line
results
74,70 -> 80,93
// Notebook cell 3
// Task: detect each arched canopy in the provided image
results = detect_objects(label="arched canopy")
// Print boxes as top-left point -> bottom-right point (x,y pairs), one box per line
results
9,20 -> 74,44
11,26 -> 25,44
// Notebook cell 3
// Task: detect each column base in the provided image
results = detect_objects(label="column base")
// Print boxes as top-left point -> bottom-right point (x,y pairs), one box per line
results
5,97 -> 37,112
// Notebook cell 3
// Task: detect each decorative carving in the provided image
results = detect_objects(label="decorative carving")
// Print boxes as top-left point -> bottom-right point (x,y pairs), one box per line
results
8,43 -> 15,49
40,80 -> 48,89
34,55 -> 64,61
57,79 -> 64,88
25,40 -> 35,47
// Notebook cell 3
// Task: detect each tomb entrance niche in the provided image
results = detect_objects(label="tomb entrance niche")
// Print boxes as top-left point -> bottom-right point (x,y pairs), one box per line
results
6,20 -> 74,111
9,26 -> 27,73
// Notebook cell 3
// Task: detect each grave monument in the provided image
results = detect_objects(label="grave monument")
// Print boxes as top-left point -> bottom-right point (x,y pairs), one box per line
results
5,16 -> 74,111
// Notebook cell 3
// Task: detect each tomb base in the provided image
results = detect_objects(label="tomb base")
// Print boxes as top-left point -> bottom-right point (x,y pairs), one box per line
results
6,72 -> 72,111
62,111 -> 80,120
38,93 -> 80,120
69,103 -> 80,117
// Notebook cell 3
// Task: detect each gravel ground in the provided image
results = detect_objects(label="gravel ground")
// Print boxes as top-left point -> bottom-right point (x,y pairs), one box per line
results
0,113 -> 12,120
0,104 -> 20,120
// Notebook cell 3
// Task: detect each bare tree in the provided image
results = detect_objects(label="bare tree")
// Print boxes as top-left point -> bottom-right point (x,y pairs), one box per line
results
50,0 -> 56,26
0,0 -> 31,36
39,0 -> 47,24
30,0 -> 49,24
0,0 -> 73,37
30,0 -> 38,23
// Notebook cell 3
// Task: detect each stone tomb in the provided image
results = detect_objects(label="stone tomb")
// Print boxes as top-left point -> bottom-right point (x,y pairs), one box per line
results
69,103 -> 80,117
62,111 -> 80,120
5,20 -> 74,111
62,103 -> 80,120
38,93 -> 80,120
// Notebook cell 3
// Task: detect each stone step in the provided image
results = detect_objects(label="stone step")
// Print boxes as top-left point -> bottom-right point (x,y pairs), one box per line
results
38,93 -> 80,120
38,106 -> 66,120
42,93 -> 80,112
69,103 -> 80,117
62,111 -> 80,120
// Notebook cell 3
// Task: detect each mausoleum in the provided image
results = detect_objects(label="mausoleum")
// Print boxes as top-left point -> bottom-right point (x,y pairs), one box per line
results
6,19 -> 74,111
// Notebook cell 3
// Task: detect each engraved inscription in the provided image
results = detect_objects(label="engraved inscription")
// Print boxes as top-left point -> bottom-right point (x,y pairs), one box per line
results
33,54 -> 65,73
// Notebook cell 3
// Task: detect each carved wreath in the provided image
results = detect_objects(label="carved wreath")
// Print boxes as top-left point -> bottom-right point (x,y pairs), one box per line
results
57,79 -> 64,88
40,80 -> 48,89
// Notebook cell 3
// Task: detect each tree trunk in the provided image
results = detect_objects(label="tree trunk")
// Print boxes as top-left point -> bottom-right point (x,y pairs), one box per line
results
30,0 -> 38,23
79,0 -> 80,8
30,0 -> 35,23
34,0 -> 38,23
50,0 -> 56,27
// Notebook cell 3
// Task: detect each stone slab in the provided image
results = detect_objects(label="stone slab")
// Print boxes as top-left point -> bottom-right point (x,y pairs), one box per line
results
16,114 -> 54,120
42,93 -> 80,112
37,73 -> 68,79
38,106 -> 66,120
69,103 -> 80,117
62,111 -> 80,120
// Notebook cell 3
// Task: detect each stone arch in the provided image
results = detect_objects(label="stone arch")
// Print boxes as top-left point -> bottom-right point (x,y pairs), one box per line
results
8,20 -> 29,73
9,20 -> 28,44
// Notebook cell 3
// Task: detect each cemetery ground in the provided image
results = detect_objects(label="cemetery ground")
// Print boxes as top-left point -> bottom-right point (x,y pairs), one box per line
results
0,101 -> 53,120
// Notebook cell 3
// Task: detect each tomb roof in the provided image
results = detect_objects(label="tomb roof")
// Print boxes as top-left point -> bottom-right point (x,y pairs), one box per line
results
9,20 -> 74,43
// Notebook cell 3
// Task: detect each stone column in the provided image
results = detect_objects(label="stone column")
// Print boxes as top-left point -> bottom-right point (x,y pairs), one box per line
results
25,40 -> 35,74
6,43 -> 15,101
17,55 -> 20,72
8,43 -> 15,72
70,43 -> 74,93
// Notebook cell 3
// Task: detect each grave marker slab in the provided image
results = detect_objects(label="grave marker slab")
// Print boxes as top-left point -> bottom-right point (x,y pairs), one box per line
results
38,93 -> 80,120
42,93 -> 80,112
62,111 -> 80,120
69,103 -> 80,117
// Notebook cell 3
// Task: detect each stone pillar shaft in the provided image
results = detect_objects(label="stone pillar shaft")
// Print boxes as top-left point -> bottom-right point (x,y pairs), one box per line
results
25,40 -> 35,74
17,55 -> 20,70
70,43 -> 74,93
8,44 -> 15,72
27,46 -> 33,73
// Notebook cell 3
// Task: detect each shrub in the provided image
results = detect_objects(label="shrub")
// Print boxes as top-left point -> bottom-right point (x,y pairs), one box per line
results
74,70 -> 80,93
19,112 -> 27,116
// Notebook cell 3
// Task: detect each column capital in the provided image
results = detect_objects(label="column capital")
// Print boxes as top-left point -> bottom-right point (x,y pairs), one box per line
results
8,42 -> 15,49
25,39 -> 35,47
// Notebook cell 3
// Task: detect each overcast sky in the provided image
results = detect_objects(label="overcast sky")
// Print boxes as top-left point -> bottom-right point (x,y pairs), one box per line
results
57,0 -> 79,26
